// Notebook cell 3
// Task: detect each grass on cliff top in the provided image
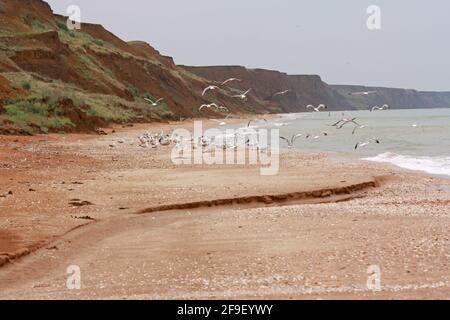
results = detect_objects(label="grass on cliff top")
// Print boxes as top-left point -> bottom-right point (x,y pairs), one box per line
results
4,101 -> 75,134
1,72 -> 172,134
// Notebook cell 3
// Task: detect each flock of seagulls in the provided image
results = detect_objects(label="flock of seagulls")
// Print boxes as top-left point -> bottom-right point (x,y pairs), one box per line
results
140,84 -> 395,153
137,128 -> 269,153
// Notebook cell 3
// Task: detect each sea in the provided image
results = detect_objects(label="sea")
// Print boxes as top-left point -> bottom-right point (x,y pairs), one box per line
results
240,108 -> 450,177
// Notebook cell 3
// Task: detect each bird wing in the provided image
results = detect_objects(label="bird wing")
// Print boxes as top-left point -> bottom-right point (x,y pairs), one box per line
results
291,134 -> 303,144
279,136 -> 290,144
156,98 -> 164,103
330,120 -> 344,127
244,89 -> 252,95
144,97 -> 155,104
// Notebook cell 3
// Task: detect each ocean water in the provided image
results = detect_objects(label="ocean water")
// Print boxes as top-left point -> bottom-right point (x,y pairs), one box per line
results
251,108 -> 450,177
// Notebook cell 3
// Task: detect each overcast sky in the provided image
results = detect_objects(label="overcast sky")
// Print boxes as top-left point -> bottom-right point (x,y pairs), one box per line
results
47,0 -> 450,91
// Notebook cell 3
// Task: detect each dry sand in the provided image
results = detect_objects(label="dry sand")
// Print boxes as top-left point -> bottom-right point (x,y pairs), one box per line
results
0,121 -> 449,299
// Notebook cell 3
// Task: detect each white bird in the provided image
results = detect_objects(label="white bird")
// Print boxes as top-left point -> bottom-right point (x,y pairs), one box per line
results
280,133 -> 303,148
349,91 -> 377,96
202,85 -> 219,96
199,103 -> 219,112
306,132 -> 328,140
233,89 -> 252,100
247,118 -> 268,128
144,97 -> 164,106
221,78 -> 241,86
218,105 -> 229,112
211,114 -> 232,126
355,138 -> 380,150
330,117 -> 361,129
370,104 -> 389,112
352,125 -> 366,135
273,90 -> 290,97
306,104 -> 327,112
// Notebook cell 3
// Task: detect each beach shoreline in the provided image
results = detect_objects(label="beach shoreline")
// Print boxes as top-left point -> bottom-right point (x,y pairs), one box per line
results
0,121 -> 449,299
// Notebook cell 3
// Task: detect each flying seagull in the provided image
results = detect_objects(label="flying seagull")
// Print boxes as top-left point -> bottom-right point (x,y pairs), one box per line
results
273,90 -> 290,97
355,138 -> 380,150
144,97 -> 164,106
349,91 -> 377,96
221,78 -> 241,86
330,117 -> 361,129
352,125 -> 367,135
202,85 -> 220,96
306,104 -> 327,112
211,113 -> 232,126
306,132 -> 328,140
280,133 -> 304,149
370,104 -> 389,112
199,103 -> 219,112
233,89 -> 252,100
247,118 -> 268,128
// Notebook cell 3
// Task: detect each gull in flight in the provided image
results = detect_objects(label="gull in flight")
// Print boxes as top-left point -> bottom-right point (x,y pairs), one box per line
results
280,134 -> 303,148
233,89 -> 252,100
211,114 -> 232,126
306,132 -> 328,140
144,97 -> 164,106
247,118 -> 268,128
355,138 -> 380,150
330,117 -> 361,129
273,90 -> 290,97
370,104 -> 389,112
352,124 -> 367,135
202,85 -> 220,96
199,103 -> 219,112
221,78 -> 241,86
306,104 -> 327,112
349,91 -> 377,96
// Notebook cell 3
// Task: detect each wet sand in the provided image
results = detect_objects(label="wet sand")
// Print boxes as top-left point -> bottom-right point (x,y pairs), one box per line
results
0,121 -> 449,299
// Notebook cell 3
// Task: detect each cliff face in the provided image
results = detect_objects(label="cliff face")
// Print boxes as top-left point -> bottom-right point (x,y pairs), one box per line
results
183,66 -> 450,111
332,85 -> 450,109
181,66 -> 353,112
0,0 -> 277,134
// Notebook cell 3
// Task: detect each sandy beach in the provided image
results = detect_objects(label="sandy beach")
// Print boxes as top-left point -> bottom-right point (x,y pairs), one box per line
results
0,120 -> 449,300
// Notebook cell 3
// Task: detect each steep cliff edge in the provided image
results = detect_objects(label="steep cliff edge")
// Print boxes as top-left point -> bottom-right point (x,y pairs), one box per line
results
0,0 -> 274,134
181,65 -> 353,112
332,85 -> 450,109
183,66 -> 450,111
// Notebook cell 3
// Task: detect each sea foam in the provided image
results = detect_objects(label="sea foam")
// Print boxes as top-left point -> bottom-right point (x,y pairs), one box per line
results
363,152 -> 450,177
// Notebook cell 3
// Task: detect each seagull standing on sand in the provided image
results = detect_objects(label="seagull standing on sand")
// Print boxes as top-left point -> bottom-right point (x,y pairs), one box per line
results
233,89 -> 252,100
355,138 -> 380,150
202,85 -> 220,96
306,104 -> 327,112
144,97 -> 164,106
280,134 -> 303,149
370,104 -> 389,112
221,78 -> 241,86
